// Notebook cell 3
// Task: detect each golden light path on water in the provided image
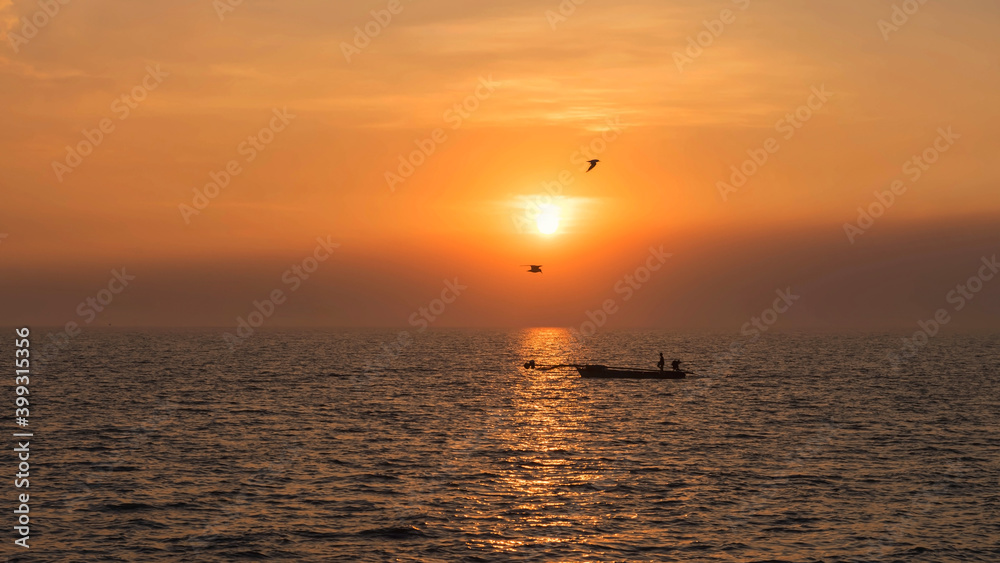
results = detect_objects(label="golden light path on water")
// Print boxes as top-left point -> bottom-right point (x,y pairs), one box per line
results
477,328 -> 631,552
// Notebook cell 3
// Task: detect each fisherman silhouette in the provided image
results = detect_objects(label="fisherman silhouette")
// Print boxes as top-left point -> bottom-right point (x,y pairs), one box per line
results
671,359 -> 681,371
657,353 -> 665,372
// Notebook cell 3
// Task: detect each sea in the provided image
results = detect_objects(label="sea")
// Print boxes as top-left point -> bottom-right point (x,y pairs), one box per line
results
9,328 -> 999,562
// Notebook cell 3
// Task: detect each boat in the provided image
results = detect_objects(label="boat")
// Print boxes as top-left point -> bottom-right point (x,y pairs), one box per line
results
576,364 -> 686,379
522,360 -> 689,379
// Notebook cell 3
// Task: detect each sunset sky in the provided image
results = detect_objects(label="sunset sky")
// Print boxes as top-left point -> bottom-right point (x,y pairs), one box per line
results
2,0 -> 998,329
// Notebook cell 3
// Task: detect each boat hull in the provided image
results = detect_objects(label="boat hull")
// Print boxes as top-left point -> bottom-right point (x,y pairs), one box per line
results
577,365 -> 686,379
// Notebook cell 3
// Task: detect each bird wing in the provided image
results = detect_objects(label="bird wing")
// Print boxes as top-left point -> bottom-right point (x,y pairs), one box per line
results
586,161 -> 598,172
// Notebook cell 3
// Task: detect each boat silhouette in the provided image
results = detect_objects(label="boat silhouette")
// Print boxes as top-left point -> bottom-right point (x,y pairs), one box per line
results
523,361 -> 687,379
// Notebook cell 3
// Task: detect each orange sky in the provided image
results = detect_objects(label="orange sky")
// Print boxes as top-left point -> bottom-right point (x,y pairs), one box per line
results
1,0 -> 999,329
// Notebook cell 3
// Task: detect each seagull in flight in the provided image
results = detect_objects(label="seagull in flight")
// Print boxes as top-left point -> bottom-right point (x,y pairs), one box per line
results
521,265 -> 543,273
586,159 -> 600,172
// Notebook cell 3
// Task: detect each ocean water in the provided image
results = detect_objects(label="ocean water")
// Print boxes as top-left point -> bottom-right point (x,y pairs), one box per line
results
11,328 -> 1000,562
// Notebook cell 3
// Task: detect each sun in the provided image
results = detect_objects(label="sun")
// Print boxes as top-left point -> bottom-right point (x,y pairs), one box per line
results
536,204 -> 560,235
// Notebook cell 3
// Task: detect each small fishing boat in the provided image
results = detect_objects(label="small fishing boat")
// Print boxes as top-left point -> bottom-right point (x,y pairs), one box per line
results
522,360 -> 687,379
576,364 -> 686,379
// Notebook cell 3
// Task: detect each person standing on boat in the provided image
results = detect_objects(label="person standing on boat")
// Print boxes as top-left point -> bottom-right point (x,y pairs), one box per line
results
671,359 -> 681,371
657,353 -> 665,372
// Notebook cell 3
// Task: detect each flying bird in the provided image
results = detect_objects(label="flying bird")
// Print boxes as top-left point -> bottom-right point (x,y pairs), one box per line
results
520,265 -> 543,273
586,159 -> 600,172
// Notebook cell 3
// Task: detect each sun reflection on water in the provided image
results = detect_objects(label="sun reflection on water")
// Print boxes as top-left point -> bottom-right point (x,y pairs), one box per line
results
457,328 -> 635,551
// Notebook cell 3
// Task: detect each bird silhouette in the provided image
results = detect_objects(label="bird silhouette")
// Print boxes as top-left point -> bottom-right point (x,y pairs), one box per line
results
586,159 -> 600,172
520,265 -> 543,273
